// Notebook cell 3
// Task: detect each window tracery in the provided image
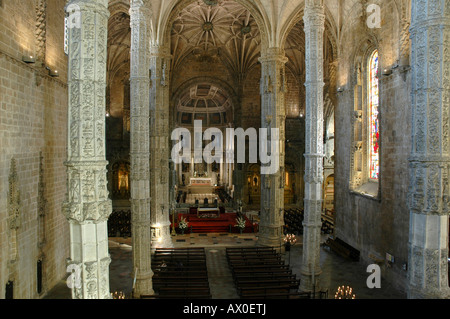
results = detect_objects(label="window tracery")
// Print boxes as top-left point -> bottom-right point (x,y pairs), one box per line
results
368,50 -> 379,181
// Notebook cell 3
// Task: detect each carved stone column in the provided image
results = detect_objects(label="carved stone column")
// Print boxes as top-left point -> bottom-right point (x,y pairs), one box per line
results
35,0 -> 47,63
300,0 -> 325,293
407,0 -> 450,299
257,48 -> 288,248
129,0 -> 154,298
63,0 -> 112,299
149,45 -> 173,248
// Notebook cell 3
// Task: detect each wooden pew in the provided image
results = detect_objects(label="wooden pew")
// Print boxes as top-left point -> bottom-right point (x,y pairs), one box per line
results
227,253 -> 280,261
226,248 -> 276,253
153,266 -> 207,272
240,292 -> 311,299
326,237 -> 360,262
153,255 -> 206,261
226,248 -> 276,254
152,270 -> 208,278
231,264 -> 290,271
153,259 -> 206,267
154,248 -> 205,251
155,248 -> 205,254
229,260 -> 285,268
234,273 -> 297,282
150,247 -> 212,300
152,260 -> 207,266
232,269 -> 292,279
152,276 -> 209,283
153,281 -> 210,289
238,285 -> 292,297
228,255 -> 282,263
236,279 -> 300,290
226,246 -> 304,300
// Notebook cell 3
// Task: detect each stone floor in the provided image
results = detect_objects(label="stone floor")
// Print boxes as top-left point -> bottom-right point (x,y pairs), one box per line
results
44,232 -> 407,300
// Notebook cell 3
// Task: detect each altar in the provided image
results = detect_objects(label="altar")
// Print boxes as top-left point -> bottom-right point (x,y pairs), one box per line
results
197,207 -> 220,218
190,177 -> 212,186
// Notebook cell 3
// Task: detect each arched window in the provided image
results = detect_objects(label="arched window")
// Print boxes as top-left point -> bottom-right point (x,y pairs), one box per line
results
368,50 -> 379,180
350,46 -> 381,197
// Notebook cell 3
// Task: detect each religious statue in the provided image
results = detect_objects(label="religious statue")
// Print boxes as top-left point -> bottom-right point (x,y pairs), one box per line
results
118,164 -> 129,192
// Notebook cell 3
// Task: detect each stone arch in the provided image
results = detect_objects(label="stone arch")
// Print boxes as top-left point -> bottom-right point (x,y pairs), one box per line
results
280,4 -> 338,61
350,35 -> 379,89
281,3 -> 339,115
108,0 -> 130,17
348,36 -> 380,193
170,76 -> 239,128
340,0 -> 401,67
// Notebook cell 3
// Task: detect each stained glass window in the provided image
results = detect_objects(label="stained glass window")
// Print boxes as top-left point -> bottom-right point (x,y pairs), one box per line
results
368,50 -> 379,180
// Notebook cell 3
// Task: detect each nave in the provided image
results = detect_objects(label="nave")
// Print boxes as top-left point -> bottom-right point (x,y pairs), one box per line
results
44,233 -> 405,300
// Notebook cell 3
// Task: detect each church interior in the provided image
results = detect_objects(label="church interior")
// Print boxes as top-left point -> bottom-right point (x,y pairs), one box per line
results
1,0 -> 450,300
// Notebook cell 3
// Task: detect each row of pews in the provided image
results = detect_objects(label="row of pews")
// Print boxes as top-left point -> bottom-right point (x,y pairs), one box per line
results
283,208 -> 335,236
141,248 -> 212,299
283,208 -> 304,235
107,210 -> 131,237
321,210 -> 335,234
226,247 -> 311,299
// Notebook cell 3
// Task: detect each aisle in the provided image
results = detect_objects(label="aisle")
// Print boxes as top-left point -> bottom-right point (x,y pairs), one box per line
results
43,233 -> 407,299
205,248 -> 239,299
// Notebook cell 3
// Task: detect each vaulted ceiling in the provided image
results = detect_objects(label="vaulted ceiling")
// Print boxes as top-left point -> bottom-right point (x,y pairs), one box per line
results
170,0 -> 261,79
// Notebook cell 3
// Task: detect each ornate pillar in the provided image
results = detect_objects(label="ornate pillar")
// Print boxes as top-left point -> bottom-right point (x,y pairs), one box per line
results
257,48 -> 288,248
129,0 -> 154,297
300,0 -> 325,293
149,45 -> 173,248
35,0 -> 47,63
407,0 -> 450,299
63,0 -> 112,299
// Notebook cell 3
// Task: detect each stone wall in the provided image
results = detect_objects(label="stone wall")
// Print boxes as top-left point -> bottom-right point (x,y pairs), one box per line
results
334,0 -> 411,292
0,0 -> 69,298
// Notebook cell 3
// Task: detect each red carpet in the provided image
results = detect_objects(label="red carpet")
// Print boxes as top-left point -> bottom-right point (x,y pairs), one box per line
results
173,213 -> 255,234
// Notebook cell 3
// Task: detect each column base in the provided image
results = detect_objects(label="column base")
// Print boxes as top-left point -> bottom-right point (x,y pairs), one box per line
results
299,269 -> 323,295
257,226 -> 284,251
407,286 -> 450,299
133,270 -> 154,298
